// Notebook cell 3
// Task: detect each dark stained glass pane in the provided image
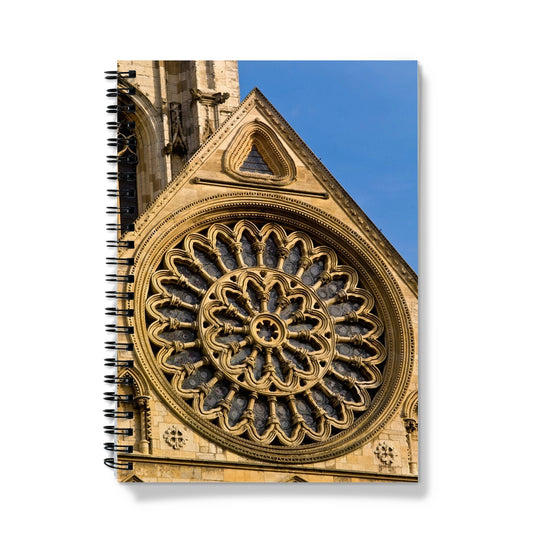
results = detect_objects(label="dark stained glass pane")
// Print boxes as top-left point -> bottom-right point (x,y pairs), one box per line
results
240,233 -> 257,266
263,236 -> 278,267
228,394 -> 248,426
283,243 -> 302,275
276,401 -> 292,436
167,349 -> 203,367
239,145 -> 274,175
253,401 -> 269,434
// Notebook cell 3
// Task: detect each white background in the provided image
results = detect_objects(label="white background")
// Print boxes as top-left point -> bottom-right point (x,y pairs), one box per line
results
2,1 -> 532,531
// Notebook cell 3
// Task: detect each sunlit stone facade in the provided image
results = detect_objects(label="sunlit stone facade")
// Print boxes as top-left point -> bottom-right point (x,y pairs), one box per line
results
114,61 -> 418,482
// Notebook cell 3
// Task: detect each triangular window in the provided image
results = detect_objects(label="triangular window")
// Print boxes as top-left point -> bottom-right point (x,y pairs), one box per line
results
223,121 -> 296,185
239,145 -> 274,175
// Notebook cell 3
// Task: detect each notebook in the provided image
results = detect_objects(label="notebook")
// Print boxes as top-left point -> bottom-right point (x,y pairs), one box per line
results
104,60 -> 418,483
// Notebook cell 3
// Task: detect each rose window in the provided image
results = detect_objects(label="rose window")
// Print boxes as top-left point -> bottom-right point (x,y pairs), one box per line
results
145,220 -> 386,448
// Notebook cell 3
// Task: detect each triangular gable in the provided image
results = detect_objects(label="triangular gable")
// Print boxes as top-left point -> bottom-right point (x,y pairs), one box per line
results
126,88 -> 416,294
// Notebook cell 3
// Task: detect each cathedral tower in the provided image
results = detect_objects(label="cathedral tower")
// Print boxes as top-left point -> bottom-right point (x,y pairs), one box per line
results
117,60 -> 240,214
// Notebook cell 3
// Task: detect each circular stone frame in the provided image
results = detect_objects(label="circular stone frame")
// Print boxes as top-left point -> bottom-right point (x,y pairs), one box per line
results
129,193 -> 415,464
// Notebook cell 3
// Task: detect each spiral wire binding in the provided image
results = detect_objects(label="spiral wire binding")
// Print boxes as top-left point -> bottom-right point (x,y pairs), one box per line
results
104,69 -> 137,472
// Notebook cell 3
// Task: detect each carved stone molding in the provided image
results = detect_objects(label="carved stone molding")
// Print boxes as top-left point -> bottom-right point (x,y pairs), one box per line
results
163,425 -> 188,450
118,366 -> 149,397
133,395 -> 152,454
168,102 -> 188,157
404,418 -> 418,434
117,368 -> 152,454
190,88 -> 230,106
402,390 -> 418,421
222,120 -> 296,186
401,390 -> 418,475
374,441 -> 397,465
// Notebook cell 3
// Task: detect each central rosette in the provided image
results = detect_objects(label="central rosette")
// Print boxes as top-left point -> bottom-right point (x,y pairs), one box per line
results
251,315 -> 286,346
198,267 -> 335,396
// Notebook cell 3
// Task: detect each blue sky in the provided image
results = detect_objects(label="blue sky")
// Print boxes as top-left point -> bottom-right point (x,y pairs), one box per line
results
238,61 -> 418,273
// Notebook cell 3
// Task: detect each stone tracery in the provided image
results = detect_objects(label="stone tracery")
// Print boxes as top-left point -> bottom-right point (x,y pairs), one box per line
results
145,220 -> 386,448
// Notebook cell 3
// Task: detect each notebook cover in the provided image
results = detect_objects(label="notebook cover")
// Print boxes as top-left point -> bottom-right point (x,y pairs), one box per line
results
107,60 -> 418,483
